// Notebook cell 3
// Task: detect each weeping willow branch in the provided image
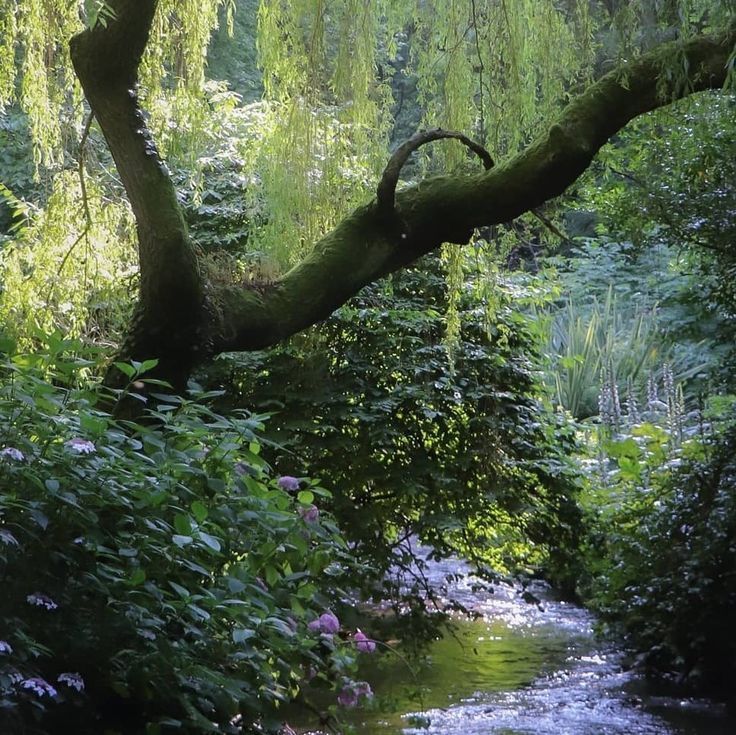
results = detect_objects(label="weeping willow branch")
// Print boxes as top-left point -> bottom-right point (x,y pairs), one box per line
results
210,23 -> 736,354
67,6 -> 736,383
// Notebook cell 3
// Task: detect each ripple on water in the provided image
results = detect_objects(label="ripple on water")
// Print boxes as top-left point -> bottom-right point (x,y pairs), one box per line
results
292,549 -> 735,735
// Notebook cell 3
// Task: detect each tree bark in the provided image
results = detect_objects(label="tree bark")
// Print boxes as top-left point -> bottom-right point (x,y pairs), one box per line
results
69,5 -> 736,384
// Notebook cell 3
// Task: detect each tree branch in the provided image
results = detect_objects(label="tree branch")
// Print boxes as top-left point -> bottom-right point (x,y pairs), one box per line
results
70,0 -> 202,320
70,0 -> 206,387
209,23 -> 736,354
376,128 -> 494,218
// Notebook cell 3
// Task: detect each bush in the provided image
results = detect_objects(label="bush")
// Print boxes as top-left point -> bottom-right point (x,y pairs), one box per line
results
0,340 -> 366,734
211,257 -> 583,609
582,414 -> 736,704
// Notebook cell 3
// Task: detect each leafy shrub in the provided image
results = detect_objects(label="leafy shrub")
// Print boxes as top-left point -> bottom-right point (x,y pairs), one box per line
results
210,257 -> 583,609
0,339 -> 366,734
582,413 -> 736,705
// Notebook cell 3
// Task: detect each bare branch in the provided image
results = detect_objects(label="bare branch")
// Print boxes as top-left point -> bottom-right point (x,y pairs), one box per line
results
376,128 -> 494,218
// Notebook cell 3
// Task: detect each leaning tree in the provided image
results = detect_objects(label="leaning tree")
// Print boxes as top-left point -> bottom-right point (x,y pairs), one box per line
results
0,0 -> 734,389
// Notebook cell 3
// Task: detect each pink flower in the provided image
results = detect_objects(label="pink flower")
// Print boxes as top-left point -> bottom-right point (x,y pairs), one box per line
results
337,680 -> 373,708
337,687 -> 359,707
277,475 -> 300,491
308,610 -> 340,635
355,681 -> 373,699
299,504 -> 320,523
65,438 -> 96,455
354,629 -> 376,653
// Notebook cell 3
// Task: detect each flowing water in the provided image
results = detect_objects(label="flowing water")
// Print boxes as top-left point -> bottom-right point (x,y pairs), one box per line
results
294,550 -> 735,735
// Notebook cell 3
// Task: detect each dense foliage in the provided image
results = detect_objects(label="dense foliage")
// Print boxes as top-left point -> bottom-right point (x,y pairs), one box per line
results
211,257 -> 582,605
558,90 -> 736,701
0,340 -> 379,734
583,416 -> 736,706
1,1 -> 736,731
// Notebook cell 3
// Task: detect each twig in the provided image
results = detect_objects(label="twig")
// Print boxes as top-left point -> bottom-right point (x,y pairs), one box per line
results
56,112 -> 95,278
470,0 -> 486,141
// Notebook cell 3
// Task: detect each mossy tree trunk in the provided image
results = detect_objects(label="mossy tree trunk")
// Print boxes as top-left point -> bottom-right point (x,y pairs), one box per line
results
69,1 -> 736,390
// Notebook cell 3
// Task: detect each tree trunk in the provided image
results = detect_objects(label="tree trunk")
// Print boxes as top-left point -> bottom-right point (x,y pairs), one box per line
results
69,3 -> 736,391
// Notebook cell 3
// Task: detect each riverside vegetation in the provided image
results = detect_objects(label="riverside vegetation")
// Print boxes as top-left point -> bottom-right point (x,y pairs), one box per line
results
1,1 -> 735,732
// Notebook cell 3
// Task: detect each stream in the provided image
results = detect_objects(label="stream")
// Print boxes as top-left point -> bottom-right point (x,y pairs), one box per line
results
294,550 -> 735,735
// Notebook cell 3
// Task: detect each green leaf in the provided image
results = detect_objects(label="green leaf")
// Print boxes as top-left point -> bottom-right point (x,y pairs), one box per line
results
169,581 -> 190,599
297,490 -> 314,505
232,628 -> 255,643
139,358 -> 159,374
172,534 -> 193,547
191,501 -> 208,523
174,514 -> 192,535
114,361 -> 136,378
129,568 -> 146,586
198,532 -> 221,553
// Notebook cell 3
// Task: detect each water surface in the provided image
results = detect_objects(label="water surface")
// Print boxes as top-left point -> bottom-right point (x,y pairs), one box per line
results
294,552 -> 734,734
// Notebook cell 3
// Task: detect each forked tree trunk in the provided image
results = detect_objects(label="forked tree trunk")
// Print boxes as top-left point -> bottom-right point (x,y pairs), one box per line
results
69,2 -> 736,394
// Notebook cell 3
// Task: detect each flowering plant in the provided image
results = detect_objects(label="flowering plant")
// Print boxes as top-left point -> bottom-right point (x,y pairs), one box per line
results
0,347 -> 369,734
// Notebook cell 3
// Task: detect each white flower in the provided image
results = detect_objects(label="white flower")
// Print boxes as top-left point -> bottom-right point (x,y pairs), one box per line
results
26,593 -> 58,611
21,677 -> 57,697
1,447 -> 24,462
57,672 -> 84,692
0,640 -> 12,654
64,438 -> 96,455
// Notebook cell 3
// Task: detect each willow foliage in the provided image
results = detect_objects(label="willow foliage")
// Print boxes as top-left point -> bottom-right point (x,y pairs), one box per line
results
0,0 -> 733,345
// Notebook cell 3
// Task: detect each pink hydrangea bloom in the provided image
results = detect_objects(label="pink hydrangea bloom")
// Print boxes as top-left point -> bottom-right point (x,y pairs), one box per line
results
299,504 -> 320,523
57,672 -> 84,692
21,677 -> 57,697
26,593 -> 58,610
308,610 -> 340,635
337,687 -> 359,708
337,680 -> 373,708
354,629 -> 376,653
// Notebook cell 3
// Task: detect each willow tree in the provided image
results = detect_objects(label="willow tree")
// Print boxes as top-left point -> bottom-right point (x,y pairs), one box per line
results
0,0 -> 734,389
